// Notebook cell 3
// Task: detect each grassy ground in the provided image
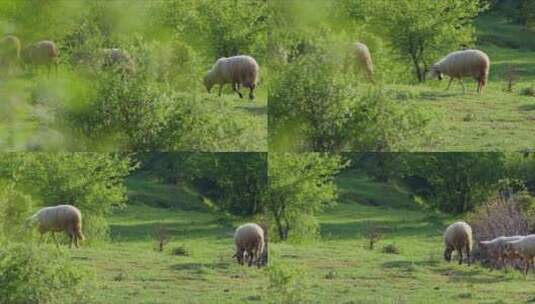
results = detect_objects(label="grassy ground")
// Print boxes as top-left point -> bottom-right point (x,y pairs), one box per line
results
68,176 -> 268,304
270,173 -> 535,303
395,14 -> 535,151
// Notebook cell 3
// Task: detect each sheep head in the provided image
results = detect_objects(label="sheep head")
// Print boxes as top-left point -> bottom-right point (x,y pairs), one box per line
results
428,65 -> 443,80
203,74 -> 214,93
443,246 -> 453,262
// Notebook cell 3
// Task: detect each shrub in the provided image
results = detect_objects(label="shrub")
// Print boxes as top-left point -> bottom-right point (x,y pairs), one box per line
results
382,243 -> 401,254
0,182 -> 34,241
0,243 -> 94,304
171,245 -> 190,256
266,263 -> 309,304
520,87 -> 535,97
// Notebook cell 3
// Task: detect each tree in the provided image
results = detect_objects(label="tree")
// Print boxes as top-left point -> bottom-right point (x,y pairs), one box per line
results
266,153 -> 347,241
366,0 -> 485,82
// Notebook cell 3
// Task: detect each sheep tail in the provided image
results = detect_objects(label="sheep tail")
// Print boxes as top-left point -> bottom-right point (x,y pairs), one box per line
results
75,223 -> 85,241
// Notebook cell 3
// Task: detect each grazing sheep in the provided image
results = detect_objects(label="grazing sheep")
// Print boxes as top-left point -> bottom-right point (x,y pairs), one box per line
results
203,55 -> 259,100
0,35 -> 21,75
21,40 -> 59,76
101,48 -> 136,75
428,49 -> 490,93
233,223 -> 265,267
504,235 -> 535,275
479,235 -> 524,269
444,221 -> 473,265
26,204 -> 85,248
353,42 -> 374,83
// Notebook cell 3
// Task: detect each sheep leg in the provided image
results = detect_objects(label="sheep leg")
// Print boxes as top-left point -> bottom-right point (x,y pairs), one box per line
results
459,79 -> 466,94
218,85 -> 223,97
446,78 -> 454,91
458,249 -> 463,265
248,84 -> 256,100
68,233 -> 74,249
465,244 -> 471,266
233,83 -> 243,99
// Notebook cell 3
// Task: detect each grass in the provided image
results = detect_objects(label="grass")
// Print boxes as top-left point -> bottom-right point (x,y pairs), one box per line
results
65,176 -> 268,303
270,173 -> 535,303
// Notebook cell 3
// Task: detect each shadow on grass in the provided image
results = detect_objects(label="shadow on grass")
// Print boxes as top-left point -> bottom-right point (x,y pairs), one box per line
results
235,105 -> 267,116
110,221 -> 232,242
320,218 -> 444,240
382,259 -> 440,270
169,262 -> 230,272
518,104 -> 535,111
419,90 -> 461,100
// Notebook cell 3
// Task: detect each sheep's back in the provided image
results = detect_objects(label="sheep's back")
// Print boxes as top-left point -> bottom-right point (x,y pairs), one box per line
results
234,223 -> 264,251
35,205 -> 81,232
217,55 -> 259,84
354,42 -> 373,71
437,50 -> 489,78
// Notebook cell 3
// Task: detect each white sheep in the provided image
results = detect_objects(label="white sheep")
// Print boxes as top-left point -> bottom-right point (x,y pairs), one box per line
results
353,42 -> 374,83
504,235 -> 535,276
479,235 -> 524,269
21,40 -> 59,76
101,48 -> 136,75
25,204 -> 85,248
428,49 -> 490,93
203,55 -> 259,100
444,221 -> 473,265
233,223 -> 265,267
0,35 -> 21,76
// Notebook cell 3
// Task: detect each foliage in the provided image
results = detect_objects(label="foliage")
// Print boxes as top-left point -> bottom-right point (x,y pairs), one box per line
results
269,52 -> 431,151
0,182 -> 34,240
267,153 -> 346,241
139,153 -> 268,216
0,243 -> 94,304
363,0 -> 485,82
266,263 -> 309,304
0,153 -> 133,239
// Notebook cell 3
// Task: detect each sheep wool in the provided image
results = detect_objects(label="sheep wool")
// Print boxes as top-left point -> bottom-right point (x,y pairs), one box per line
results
29,204 -> 84,248
233,223 -> 265,267
203,55 -> 259,100
505,235 -> 535,275
429,49 -> 490,93
479,235 -> 524,268
354,42 -> 374,83
443,221 -> 473,265
0,35 -> 21,74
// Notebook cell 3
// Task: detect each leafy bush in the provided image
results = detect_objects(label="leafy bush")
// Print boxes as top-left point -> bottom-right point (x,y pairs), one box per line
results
266,263 -> 309,304
269,52 -> 431,151
382,243 -> 401,254
520,86 -> 535,96
171,245 -> 190,256
0,243 -> 94,304
0,182 -> 34,240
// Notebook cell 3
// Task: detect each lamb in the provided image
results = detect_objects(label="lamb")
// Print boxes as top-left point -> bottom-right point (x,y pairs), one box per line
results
203,55 -> 259,100
504,235 -> 535,275
21,40 -> 59,76
101,48 -> 136,75
479,235 -> 524,269
443,221 -> 473,265
0,35 -> 21,76
25,204 -> 85,248
233,223 -> 265,267
428,49 -> 490,93
353,42 -> 374,83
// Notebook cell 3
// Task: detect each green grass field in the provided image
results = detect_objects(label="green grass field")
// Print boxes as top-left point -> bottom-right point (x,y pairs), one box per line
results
67,176 -> 268,303
270,173 -> 535,303
400,14 -> 535,151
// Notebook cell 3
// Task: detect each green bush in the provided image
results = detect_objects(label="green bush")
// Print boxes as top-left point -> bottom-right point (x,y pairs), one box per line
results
0,182 -> 34,240
0,243 -> 94,304
266,263 -> 309,304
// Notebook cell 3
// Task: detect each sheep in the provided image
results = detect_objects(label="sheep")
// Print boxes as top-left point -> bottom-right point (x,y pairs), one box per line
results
479,235 -> 524,269
353,42 -> 374,83
25,204 -> 85,248
443,221 -> 473,265
233,223 -> 265,267
428,49 -> 490,93
0,35 -> 21,76
21,40 -> 59,76
203,55 -> 259,100
100,48 -> 136,75
504,235 -> 535,275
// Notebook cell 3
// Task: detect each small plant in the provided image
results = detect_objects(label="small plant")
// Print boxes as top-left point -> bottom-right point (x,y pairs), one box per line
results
171,245 -> 190,256
463,113 -> 475,122
504,64 -> 519,92
382,243 -> 400,254
325,270 -> 337,279
365,221 -> 382,250
520,87 -> 535,97
113,272 -> 126,282
266,263 -> 309,304
152,223 -> 172,252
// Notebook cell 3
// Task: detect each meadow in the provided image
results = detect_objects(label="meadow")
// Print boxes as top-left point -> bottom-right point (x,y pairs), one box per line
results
270,172 -> 535,303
